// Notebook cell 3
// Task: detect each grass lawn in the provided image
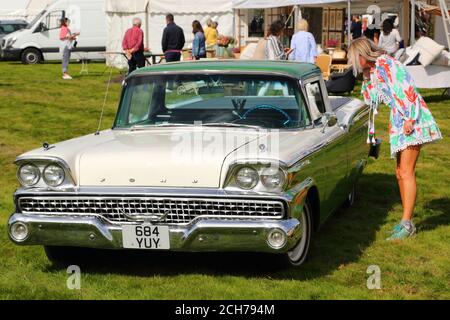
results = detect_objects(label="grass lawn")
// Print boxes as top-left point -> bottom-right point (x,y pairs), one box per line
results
0,61 -> 449,300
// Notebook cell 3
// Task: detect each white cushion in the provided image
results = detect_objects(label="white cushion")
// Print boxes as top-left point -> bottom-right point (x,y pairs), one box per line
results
239,43 -> 257,60
432,50 -> 450,67
412,36 -> 445,66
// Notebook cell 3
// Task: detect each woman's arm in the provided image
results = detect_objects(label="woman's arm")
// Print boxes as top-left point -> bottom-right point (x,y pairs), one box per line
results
266,36 -> 285,60
309,34 -> 318,60
361,68 -> 379,106
192,33 -> 199,57
288,36 -> 296,61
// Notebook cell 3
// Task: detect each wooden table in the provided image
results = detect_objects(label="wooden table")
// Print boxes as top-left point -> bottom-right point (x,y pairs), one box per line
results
144,52 -> 165,65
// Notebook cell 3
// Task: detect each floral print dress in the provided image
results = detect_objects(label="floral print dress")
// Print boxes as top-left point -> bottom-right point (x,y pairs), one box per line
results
362,54 -> 442,158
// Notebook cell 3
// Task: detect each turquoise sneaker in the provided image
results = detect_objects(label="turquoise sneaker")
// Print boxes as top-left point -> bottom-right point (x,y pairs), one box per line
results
386,223 -> 416,241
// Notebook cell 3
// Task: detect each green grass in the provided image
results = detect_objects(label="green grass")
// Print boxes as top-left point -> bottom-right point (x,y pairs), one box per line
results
0,61 -> 449,300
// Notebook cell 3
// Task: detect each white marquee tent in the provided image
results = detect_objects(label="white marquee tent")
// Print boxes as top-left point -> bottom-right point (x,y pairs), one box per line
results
0,0 -> 53,21
105,0 -> 234,67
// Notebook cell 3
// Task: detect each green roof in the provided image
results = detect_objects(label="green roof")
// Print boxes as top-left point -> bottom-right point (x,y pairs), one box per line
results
132,59 -> 321,79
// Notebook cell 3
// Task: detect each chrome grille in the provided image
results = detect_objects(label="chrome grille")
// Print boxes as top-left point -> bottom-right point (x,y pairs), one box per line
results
18,196 -> 285,224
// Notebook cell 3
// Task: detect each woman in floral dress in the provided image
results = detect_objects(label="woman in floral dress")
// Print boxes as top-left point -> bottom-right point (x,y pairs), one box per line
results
347,38 -> 442,240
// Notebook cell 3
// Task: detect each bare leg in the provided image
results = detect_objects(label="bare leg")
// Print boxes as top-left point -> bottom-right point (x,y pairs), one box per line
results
395,146 -> 421,221
396,154 -> 405,214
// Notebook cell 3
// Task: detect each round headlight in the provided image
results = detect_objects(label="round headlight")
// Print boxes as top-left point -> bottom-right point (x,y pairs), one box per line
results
18,164 -> 40,186
43,164 -> 65,187
10,222 -> 29,242
260,167 -> 286,190
235,167 -> 259,190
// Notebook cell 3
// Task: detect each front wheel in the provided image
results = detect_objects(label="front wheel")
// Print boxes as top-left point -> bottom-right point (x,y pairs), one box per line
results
21,48 -> 42,64
285,200 -> 313,267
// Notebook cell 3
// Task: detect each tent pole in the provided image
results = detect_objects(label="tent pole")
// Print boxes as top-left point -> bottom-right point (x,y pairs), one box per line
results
347,0 -> 351,47
410,0 -> 416,45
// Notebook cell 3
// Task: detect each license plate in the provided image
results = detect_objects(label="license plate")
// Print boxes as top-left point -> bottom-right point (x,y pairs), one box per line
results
122,224 -> 170,250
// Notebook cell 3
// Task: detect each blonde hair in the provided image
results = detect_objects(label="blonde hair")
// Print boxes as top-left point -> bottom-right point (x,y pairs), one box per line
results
206,18 -> 213,27
347,38 -> 385,76
297,19 -> 308,32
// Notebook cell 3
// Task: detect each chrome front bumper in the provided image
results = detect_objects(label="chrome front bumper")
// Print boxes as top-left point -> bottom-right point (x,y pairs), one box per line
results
8,213 -> 302,253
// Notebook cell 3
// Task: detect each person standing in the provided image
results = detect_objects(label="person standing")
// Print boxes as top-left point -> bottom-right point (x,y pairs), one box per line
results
162,14 -> 185,62
351,15 -> 362,40
192,20 -> 206,60
122,17 -> 145,74
289,19 -> 317,63
347,38 -> 442,240
205,20 -> 218,47
59,18 -> 79,80
265,20 -> 292,60
378,19 -> 402,55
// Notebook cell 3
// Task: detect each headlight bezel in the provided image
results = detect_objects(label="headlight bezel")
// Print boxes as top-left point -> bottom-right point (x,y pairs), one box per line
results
224,161 -> 288,193
15,157 -> 75,190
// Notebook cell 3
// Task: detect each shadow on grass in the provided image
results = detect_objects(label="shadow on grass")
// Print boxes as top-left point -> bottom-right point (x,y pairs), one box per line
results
419,197 -> 450,231
43,173 -> 400,280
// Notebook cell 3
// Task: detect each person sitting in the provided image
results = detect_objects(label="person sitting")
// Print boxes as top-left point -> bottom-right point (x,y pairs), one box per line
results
122,17 -> 145,74
289,19 -> 317,63
378,19 -> 402,56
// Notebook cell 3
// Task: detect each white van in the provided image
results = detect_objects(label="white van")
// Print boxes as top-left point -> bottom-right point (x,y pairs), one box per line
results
1,0 -> 106,64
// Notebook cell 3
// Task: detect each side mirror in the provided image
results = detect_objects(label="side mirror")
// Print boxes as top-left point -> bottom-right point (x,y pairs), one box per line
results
321,112 -> 338,133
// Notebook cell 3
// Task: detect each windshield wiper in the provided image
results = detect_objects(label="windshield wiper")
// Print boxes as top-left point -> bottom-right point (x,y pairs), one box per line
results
201,123 -> 262,129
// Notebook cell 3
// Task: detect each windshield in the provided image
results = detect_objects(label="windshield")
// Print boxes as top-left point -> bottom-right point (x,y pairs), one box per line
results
26,10 -> 46,29
114,74 -> 311,129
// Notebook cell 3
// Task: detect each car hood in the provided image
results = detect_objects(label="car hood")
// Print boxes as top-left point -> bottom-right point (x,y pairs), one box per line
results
78,128 -> 266,188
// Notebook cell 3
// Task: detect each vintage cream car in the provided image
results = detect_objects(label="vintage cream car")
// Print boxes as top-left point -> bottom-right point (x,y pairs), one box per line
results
9,60 -> 375,266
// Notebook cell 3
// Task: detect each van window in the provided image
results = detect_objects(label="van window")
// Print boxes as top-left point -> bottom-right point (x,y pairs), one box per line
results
45,11 -> 64,30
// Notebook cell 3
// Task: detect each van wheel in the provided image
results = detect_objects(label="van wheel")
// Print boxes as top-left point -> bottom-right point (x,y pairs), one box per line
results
285,199 -> 313,267
21,48 -> 42,64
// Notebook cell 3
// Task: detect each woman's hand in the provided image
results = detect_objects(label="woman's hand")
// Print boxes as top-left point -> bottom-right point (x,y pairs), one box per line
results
403,119 -> 415,135
362,67 -> 371,81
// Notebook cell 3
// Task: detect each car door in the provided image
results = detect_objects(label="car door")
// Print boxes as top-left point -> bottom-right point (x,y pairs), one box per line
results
302,76 -> 349,219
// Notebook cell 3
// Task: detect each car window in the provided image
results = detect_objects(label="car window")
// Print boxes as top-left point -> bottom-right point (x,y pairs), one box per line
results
127,83 -> 155,124
115,74 -> 311,129
305,81 -> 326,122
